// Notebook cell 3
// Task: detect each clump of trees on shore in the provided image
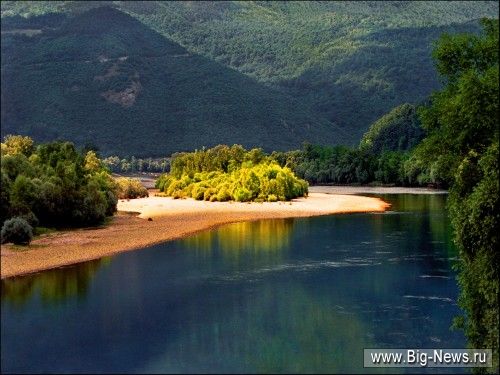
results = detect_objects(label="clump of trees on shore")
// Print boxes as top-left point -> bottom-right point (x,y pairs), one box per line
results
269,103 -> 437,188
413,19 -> 498,370
1,135 -> 118,244
156,145 -> 308,202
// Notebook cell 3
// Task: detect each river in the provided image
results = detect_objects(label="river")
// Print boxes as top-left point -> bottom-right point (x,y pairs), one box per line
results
1,194 -> 465,373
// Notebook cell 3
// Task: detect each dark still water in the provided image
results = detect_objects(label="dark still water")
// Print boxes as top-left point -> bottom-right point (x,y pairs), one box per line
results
1,194 -> 465,374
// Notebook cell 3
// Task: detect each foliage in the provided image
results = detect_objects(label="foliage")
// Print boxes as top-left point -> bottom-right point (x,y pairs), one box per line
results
156,145 -> 308,202
115,177 -> 148,199
1,2 -> 497,155
416,19 -> 499,371
1,217 -> 33,245
0,134 -> 34,156
0,135 -> 118,228
120,1 -> 496,142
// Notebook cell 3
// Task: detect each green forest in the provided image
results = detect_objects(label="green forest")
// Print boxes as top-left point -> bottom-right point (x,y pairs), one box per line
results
413,19 -> 499,369
0,135 -> 118,243
0,5 -> 345,156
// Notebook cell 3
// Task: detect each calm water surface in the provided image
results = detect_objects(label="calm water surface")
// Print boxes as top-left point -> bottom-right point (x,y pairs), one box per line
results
1,194 -> 465,373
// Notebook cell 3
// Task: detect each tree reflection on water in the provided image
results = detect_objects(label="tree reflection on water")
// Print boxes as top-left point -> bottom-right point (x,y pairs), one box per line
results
1,257 -> 110,307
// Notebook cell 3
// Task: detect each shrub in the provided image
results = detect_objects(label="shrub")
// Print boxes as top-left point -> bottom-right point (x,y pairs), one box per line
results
191,184 -> 206,200
1,217 -> 33,245
18,211 -> 39,228
105,190 -> 118,216
216,186 -> 231,201
203,187 -> 217,201
234,187 -> 252,202
115,177 -> 148,199
267,194 -> 278,202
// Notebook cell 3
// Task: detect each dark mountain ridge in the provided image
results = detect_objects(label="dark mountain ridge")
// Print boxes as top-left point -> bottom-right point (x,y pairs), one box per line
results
1,1 -> 497,156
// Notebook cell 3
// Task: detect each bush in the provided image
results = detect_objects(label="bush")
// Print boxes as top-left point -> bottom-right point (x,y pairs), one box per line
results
234,187 -> 252,202
1,217 -> 34,245
115,177 -> 148,199
191,184 -> 206,200
267,194 -> 278,202
216,186 -> 231,201
203,187 -> 217,201
18,211 -> 39,228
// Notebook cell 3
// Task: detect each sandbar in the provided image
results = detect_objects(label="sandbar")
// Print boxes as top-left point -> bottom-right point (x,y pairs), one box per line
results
1,192 -> 389,279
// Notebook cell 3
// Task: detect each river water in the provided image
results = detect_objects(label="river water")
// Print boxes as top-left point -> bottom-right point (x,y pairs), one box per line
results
1,194 -> 465,373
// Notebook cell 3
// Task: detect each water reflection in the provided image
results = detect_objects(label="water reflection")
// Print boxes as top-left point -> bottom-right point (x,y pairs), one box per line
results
139,285 -> 378,374
375,193 -> 448,213
1,257 -> 109,307
368,194 -> 456,259
183,219 -> 294,258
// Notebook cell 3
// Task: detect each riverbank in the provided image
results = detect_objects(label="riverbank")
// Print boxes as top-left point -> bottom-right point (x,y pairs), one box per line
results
309,186 -> 448,195
1,192 -> 389,279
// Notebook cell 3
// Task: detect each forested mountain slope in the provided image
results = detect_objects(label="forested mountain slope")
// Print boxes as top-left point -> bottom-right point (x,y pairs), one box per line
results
1,1 -> 498,155
1,6 -> 347,156
117,1 -> 497,139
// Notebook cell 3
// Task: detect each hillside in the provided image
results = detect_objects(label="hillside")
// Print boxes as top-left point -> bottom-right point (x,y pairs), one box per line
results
117,1 -> 497,140
359,103 -> 424,154
1,6 -> 344,156
1,1 -> 498,156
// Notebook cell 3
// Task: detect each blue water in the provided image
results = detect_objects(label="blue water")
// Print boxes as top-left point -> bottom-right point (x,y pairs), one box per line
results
1,194 -> 465,373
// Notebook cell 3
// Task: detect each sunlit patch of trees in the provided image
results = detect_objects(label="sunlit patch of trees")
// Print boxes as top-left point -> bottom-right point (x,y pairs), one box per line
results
156,145 -> 308,202
115,177 -> 148,199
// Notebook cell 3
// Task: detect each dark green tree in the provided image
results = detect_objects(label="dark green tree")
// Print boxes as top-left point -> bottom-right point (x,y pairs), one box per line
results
416,19 -> 499,372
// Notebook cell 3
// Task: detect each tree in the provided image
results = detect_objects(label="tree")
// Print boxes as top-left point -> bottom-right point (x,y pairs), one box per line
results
0,135 -> 34,157
416,19 -> 499,371
359,103 -> 424,154
84,150 -> 102,174
1,136 -> 118,228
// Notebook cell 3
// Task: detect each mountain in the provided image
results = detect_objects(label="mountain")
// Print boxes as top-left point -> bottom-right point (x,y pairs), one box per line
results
118,1 -> 497,140
1,1 -> 498,156
1,6 -> 345,156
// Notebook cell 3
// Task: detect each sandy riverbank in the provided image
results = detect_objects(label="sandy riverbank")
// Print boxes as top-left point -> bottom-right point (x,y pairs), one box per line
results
1,192 -> 389,279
